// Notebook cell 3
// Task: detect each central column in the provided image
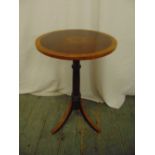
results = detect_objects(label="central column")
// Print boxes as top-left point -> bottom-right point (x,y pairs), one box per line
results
72,60 -> 81,110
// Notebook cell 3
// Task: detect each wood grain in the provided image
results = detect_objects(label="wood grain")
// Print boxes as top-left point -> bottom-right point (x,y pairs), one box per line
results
33,96 -> 70,155
51,102 -> 72,134
20,96 -> 52,155
20,95 -> 135,155
35,29 -> 117,60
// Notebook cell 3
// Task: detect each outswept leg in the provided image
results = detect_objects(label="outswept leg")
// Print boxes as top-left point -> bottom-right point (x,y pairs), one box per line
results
51,102 -> 73,134
80,101 -> 101,133
51,61 -> 101,134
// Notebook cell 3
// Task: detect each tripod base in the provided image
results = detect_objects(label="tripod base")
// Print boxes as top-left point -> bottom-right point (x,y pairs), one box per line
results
51,101 -> 101,134
51,60 -> 101,134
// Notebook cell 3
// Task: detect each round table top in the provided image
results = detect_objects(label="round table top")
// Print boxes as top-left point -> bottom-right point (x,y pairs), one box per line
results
35,29 -> 117,60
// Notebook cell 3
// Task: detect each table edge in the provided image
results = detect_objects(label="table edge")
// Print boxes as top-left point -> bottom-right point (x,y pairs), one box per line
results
35,30 -> 117,60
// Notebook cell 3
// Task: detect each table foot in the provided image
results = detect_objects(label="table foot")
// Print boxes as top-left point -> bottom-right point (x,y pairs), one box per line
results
51,101 -> 101,134
80,101 -> 101,133
51,102 -> 72,134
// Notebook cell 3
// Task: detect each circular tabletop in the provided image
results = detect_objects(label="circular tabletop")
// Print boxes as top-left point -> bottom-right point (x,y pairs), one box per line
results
35,29 -> 117,60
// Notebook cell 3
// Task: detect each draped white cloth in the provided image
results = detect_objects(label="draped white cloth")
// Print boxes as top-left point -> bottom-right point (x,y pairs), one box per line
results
19,0 -> 135,109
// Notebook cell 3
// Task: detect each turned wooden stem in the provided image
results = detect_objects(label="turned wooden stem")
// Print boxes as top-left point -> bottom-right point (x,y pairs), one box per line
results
72,60 -> 81,110
51,60 -> 101,134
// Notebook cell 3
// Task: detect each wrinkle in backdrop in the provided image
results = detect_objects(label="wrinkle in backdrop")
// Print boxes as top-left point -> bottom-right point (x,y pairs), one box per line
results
19,0 -> 135,108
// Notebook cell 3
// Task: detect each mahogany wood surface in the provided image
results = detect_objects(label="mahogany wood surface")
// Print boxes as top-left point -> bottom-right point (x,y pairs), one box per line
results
51,102 -> 73,134
51,100 -> 101,134
36,29 -> 117,60
80,101 -> 101,133
35,30 -> 117,134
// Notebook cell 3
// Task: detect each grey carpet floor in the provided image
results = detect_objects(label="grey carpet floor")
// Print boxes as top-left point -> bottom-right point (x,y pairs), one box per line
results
19,95 -> 135,155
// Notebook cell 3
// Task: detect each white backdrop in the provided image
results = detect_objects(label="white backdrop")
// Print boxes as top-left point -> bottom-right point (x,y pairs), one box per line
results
19,0 -> 135,109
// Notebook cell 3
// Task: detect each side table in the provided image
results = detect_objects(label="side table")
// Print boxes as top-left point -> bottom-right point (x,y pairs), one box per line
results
35,29 -> 117,134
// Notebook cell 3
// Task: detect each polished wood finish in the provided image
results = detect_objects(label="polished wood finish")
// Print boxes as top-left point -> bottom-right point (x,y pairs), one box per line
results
35,29 -> 117,134
36,29 -> 117,60
51,102 -> 72,134
72,60 -> 81,110
51,61 -> 100,134
51,100 -> 101,134
80,101 -> 101,133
